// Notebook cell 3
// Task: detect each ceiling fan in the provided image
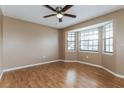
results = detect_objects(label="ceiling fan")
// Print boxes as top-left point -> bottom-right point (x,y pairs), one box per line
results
43,5 -> 76,22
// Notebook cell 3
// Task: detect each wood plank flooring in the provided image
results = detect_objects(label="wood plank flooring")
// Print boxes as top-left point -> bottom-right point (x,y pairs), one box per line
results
0,61 -> 124,88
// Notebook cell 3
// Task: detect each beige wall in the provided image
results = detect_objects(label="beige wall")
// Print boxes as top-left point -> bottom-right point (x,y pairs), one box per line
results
59,30 -> 65,60
115,10 -> 124,75
61,8 -> 124,75
3,16 -> 59,69
78,52 -> 102,65
0,8 -> 3,73
0,7 -> 124,76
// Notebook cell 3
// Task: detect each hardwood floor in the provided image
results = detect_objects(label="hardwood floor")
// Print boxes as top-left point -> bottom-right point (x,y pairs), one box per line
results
0,61 -> 124,88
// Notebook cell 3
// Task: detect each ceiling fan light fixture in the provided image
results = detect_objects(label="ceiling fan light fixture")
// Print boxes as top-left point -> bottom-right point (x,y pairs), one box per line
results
44,5 -> 76,22
56,13 -> 63,18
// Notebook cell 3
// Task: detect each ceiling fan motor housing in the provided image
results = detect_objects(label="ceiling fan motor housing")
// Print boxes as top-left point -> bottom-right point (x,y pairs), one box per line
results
56,7 -> 63,13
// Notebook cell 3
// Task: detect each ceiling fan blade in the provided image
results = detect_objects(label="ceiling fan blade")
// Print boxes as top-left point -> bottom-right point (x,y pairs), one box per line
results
64,13 -> 76,18
61,5 -> 73,12
44,5 -> 57,12
59,18 -> 62,22
43,14 -> 56,18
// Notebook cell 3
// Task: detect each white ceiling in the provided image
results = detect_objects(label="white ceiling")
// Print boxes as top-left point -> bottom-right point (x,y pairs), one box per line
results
1,5 -> 124,29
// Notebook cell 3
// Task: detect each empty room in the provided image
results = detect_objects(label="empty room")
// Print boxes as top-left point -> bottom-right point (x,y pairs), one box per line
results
0,5 -> 124,88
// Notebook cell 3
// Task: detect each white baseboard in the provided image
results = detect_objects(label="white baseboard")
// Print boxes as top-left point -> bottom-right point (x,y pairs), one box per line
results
1,59 -> 124,80
0,60 -> 64,80
64,60 -> 124,79
64,60 -> 102,68
4,60 -> 62,72
100,66 -> 124,79
0,71 -> 3,80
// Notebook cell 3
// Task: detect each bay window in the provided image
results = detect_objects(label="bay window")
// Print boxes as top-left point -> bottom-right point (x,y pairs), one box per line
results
79,28 -> 99,52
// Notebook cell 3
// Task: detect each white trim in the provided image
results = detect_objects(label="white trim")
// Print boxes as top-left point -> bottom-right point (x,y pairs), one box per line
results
64,60 -> 124,79
0,71 -> 3,80
1,59 -> 124,80
64,60 -> 102,68
64,60 -> 78,62
77,61 -> 102,68
100,66 -> 124,79
79,51 -> 99,53
68,20 -> 112,32
102,52 -> 114,56
4,60 -> 62,72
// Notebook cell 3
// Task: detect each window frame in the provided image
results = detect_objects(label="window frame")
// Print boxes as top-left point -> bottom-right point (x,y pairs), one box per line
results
66,32 -> 76,51
103,22 -> 113,53
79,28 -> 99,52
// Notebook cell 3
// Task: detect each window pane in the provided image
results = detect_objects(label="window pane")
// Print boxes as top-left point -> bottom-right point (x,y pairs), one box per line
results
81,33 -> 84,36
81,46 -> 84,50
67,32 -> 76,51
110,46 -> 113,52
80,36 -> 84,40
89,46 -> 93,50
71,37 -> 75,41
93,34 -> 98,39
89,31 -> 93,35
105,39 -> 109,45
105,28 -> 110,31
85,32 -> 88,35
110,31 -> 113,37
68,42 -> 75,50
110,38 -> 113,45
89,41 -> 93,45
93,40 -> 98,45
80,28 -> 98,51
93,46 -> 97,51
67,37 -> 71,41
103,22 -> 113,53
85,46 -> 88,50
85,41 -> 89,45
105,31 -> 110,38
85,36 -> 88,40
89,35 -> 93,40
106,45 -> 109,52
94,30 -> 98,34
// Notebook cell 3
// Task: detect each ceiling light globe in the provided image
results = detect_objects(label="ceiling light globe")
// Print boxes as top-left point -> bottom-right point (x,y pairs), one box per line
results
56,13 -> 63,18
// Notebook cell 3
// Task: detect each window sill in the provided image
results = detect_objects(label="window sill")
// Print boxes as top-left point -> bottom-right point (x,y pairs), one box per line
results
79,51 -> 98,53
66,50 -> 77,52
102,52 -> 113,56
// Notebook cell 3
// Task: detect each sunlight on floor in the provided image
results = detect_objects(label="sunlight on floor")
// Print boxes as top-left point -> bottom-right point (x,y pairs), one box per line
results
65,69 -> 77,87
